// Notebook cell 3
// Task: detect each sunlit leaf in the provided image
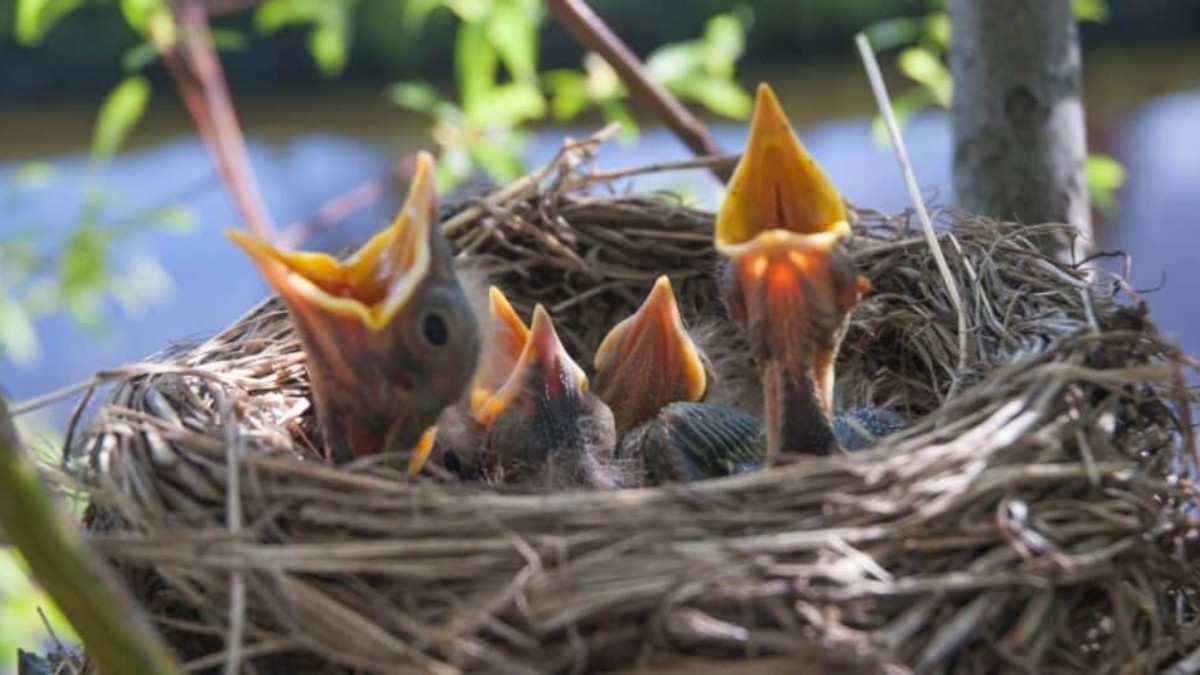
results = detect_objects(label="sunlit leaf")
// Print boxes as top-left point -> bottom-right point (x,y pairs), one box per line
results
673,77 -> 752,119
473,82 -> 545,125
119,0 -> 165,35
91,76 -> 151,162
60,225 -> 109,301
544,70 -> 588,121
701,13 -> 745,78
0,295 -> 40,365
645,43 -> 696,85
444,0 -> 487,22
1086,153 -> 1126,213
863,16 -> 923,52
471,141 -> 525,183
154,206 -> 196,234
583,52 -> 623,99
210,28 -> 248,52
389,81 -> 443,114
898,46 -> 953,107
254,0 -> 351,75
121,40 -> 160,72
1073,0 -> 1110,23
15,0 -> 83,45
390,81 -> 440,111
310,22 -> 349,76
923,13 -> 951,49
456,21 -> 497,123
12,162 -> 55,190
487,1 -> 539,83
401,0 -> 445,33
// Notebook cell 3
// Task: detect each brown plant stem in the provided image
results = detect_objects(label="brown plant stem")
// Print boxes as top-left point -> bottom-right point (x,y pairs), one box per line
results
0,397 -> 179,674
153,1 -> 277,242
544,0 -> 731,183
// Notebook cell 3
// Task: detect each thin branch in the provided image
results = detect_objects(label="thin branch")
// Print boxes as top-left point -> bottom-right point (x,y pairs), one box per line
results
0,397 -> 179,673
154,1 -> 277,242
545,0 -> 731,183
855,33 -> 970,399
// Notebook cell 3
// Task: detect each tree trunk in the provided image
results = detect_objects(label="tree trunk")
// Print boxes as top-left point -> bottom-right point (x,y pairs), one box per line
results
948,0 -> 1092,262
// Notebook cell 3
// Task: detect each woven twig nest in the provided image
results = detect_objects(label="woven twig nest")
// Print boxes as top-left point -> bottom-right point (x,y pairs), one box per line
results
65,146 -> 1200,674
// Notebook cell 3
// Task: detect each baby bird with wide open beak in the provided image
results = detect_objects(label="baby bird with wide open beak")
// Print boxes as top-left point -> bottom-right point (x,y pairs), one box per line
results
591,276 -> 757,483
716,84 -> 871,464
474,301 -> 621,489
228,152 -> 480,463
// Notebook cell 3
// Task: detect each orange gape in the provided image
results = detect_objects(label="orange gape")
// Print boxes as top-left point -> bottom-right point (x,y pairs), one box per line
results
228,152 -> 480,465
715,83 -> 870,463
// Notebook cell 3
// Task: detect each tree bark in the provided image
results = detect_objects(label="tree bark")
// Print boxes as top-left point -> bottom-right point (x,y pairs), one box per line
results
948,0 -> 1092,262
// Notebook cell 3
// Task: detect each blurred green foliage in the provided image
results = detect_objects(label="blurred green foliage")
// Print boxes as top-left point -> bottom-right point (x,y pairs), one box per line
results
388,1 -> 752,186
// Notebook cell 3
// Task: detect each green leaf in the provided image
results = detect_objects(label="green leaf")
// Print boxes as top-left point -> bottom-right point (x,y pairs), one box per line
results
923,13 -> 951,49
456,20 -> 498,123
897,46 -> 953,107
1073,0 -> 1110,23
60,225 -> 109,302
473,82 -> 545,126
309,22 -> 349,76
15,0 -> 83,45
863,16 -> 923,52
389,83 -> 461,124
444,0 -> 487,22
90,76 -> 152,162
672,76 -> 751,119
12,162 -> 55,190
1086,153 -> 1126,213
582,52 -> 623,99
700,13 -> 745,78
118,0 -> 165,35
599,100 -> 639,142
401,0 -> 445,33
544,70 -> 588,121
121,40 -> 160,72
0,295 -> 40,365
487,2 -> 539,83
154,206 -> 196,234
210,28 -> 248,52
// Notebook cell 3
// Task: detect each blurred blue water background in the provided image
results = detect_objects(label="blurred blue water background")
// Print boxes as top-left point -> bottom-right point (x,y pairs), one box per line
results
1,53 -> 1198,438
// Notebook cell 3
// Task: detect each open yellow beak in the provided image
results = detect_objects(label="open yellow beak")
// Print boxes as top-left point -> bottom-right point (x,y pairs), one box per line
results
475,305 -> 588,429
227,151 -> 439,332
592,276 -> 707,431
469,286 -> 532,417
715,83 -> 849,253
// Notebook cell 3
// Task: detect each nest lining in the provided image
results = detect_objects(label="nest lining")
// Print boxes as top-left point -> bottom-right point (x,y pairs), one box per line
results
61,148 -> 1200,674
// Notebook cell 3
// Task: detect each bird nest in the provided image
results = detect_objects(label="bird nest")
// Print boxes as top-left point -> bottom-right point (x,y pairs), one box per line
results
63,139 -> 1200,674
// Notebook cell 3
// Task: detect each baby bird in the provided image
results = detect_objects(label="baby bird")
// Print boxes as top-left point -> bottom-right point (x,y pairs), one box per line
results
715,83 -> 871,464
473,303 -> 622,489
594,277 -> 903,484
228,152 -> 480,463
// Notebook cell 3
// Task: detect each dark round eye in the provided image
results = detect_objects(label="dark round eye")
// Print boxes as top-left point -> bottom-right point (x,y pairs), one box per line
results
422,311 -> 449,347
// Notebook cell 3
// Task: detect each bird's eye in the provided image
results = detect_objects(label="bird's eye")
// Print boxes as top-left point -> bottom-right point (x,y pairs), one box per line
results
421,311 -> 450,347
